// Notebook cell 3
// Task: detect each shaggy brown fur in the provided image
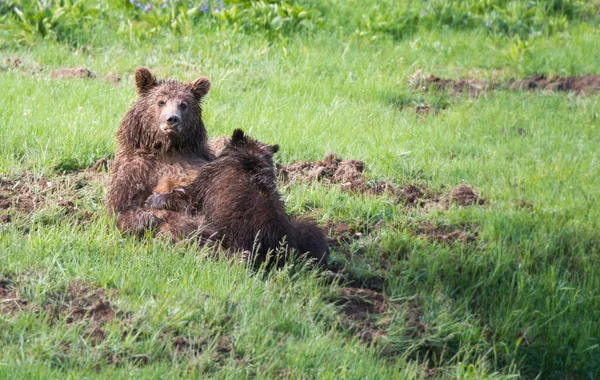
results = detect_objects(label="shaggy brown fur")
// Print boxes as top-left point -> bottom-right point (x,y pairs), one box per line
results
107,67 -> 214,239
146,129 -> 330,267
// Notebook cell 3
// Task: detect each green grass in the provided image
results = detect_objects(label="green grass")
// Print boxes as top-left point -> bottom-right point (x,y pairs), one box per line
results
1,6 -> 600,379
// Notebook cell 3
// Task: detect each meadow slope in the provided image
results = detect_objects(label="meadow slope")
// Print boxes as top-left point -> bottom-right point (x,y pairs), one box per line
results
1,1 -> 599,378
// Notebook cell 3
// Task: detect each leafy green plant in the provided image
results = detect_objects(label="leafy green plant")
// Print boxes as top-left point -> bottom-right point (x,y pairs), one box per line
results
355,0 -> 597,40
215,0 -> 322,37
5,0 -> 99,44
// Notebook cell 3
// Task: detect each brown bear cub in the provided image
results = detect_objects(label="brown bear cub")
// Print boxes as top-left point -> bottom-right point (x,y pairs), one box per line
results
145,129 -> 330,267
107,67 -> 214,239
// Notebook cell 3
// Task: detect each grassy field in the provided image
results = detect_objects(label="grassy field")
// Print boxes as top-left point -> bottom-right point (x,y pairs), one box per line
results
1,1 -> 600,378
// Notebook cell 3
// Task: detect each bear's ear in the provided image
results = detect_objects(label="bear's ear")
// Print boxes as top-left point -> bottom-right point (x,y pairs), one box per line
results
190,76 -> 211,101
135,67 -> 157,96
269,144 -> 280,154
231,129 -> 246,145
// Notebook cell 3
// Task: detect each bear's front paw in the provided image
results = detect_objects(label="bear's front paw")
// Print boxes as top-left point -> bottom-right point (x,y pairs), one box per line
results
142,211 -> 165,231
145,193 -> 169,210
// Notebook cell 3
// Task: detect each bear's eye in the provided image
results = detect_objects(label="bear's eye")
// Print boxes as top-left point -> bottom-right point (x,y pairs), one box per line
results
158,100 -> 166,107
180,102 -> 188,111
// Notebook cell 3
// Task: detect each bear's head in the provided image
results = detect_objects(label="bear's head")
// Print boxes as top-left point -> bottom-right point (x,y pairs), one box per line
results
227,129 -> 279,166
117,67 -> 212,156
222,129 -> 280,190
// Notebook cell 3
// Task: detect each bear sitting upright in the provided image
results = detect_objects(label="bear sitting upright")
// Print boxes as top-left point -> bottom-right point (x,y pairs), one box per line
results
145,129 -> 330,267
107,67 -> 214,239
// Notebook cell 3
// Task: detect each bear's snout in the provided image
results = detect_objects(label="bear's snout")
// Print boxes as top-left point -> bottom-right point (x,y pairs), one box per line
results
160,106 -> 182,133
166,114 -> 181,126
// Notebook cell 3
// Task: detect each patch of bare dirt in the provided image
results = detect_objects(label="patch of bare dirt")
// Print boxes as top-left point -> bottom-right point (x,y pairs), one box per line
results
51,66 -> 95,79
0,162 -> 109,224
36,282 -> 117,329
408,70 -> 493,97
62,282 -> 116,324
325,220 -> 384,249
510,74 -> 600,95
450,184 -> 485,206
278,153 -> 396,197
417,224 -> 477,244
279,154 -> 486,213
335,287 -> 389,344
409,71 -> 600,96
0,277 -> 28,315
0,177 -> 41,213
173,336 -> 207,355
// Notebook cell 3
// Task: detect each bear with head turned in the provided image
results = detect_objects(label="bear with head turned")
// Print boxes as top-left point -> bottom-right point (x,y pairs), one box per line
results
107,67 -> 214,240
145,129 -> 330,267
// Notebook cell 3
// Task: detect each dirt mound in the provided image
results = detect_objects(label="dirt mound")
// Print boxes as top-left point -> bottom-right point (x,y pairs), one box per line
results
510,74 -> 600,95
450,185 -> 485,206
335,287 -> 389,343
278,153 -> 395,196
51,66 -> 95,79
409,71 -> 600,96
408,71 -> 492,96
0,178 -> 40,213
279,154 -> 486,213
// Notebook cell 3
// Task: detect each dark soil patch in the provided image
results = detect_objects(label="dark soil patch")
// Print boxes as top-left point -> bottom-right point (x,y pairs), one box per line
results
334,287 -> 389,344
51,66 -> 95,79
63,282 -> 116,324
0,163 -> 109,223
410,71 -> 600,96
0,177 -> 41,213
279,154 -> 486,212
450,185 -> 485,206
173,336 -> 208,355
510,74 -> 600,95
1,272 -> 119,338
0,277 -> 28,315
40,282 -> 117,328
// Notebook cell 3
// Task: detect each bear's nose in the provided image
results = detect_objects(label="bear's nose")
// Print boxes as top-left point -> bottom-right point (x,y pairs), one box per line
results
166,114 -> 180,125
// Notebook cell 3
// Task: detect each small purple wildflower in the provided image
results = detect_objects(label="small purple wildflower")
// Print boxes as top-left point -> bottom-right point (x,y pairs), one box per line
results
486,21 -> 492,28
200,0 -> 209,12
143,3 -> 153,12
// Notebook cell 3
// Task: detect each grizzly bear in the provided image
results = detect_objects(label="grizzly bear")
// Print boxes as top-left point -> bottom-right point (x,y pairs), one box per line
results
107,67 -> 214,240
145,129 -> 330,267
